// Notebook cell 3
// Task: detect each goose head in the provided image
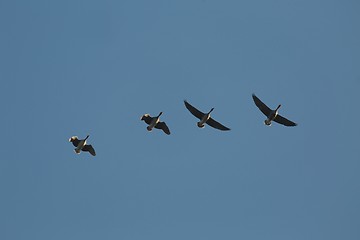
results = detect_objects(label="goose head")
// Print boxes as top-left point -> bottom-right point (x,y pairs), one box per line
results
157,112 -> 163,118
275,104 -> 281,112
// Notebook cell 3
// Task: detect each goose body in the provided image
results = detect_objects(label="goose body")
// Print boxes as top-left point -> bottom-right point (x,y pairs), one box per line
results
184,100 -> 230,131
141,112 -> 170,135
69,135 -> 96,156
252,94 -> 297,127
198,109 -> 212,128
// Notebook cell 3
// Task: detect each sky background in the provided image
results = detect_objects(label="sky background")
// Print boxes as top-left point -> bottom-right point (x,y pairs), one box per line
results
1,0 -> 360,239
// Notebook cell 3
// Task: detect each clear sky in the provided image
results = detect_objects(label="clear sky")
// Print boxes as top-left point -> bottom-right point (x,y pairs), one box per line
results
1,0 -> 360,239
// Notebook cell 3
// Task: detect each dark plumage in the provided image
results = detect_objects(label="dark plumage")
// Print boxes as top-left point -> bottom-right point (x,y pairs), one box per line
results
69,135 -> 96,156
252,94 -> 297,127
184,100 -> 230,131
141,112 -> 170,135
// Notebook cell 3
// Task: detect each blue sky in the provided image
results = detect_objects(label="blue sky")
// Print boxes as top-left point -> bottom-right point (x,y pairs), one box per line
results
1,0 -> 360,239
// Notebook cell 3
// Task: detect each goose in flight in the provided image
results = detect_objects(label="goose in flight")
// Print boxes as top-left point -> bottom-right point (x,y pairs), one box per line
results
141,112 -> 171,135
184,100 -> 230,131
69,135 -> 96,156
252,94 -> 297,126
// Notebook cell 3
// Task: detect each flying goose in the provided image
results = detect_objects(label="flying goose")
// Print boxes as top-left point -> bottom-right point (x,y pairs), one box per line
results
141,112 -> 170,135
252,94 -> 297,126
184,100 -> 230,131
69,135 -> 96,156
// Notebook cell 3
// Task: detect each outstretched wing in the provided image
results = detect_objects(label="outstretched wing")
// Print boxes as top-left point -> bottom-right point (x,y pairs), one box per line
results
274,115 -> 297,127
155,122 -> 171,135
184,100 -> 205,119
206,118 -> 231,131
252,94 -> 272,117
82,145 -> 96,156
141,114 -> 154,125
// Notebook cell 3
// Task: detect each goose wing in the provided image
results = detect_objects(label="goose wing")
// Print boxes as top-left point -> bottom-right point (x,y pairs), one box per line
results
155,122 -> 171,135
141,114 -> 154,125
274,115 -> 297,126
252,94 -> 272,116
82,145 -> 96,156
206,118 -> 231,131
184,100 -> 205,119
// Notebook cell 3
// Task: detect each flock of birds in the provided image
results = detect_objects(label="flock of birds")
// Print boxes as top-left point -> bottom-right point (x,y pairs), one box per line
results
69,94 -> 298,156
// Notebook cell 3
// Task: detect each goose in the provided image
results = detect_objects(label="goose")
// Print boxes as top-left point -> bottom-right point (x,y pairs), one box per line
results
252,94 -> 297,126
141,112 -> 170,135
184,100 -> 230,131
69,135 -> 96,156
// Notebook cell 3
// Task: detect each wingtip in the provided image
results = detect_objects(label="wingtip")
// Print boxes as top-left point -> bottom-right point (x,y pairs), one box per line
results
222,126 -> 231,131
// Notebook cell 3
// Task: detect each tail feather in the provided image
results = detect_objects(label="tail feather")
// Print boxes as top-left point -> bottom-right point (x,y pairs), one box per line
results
264,119 -> 272,126
197,122 -> 205,128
